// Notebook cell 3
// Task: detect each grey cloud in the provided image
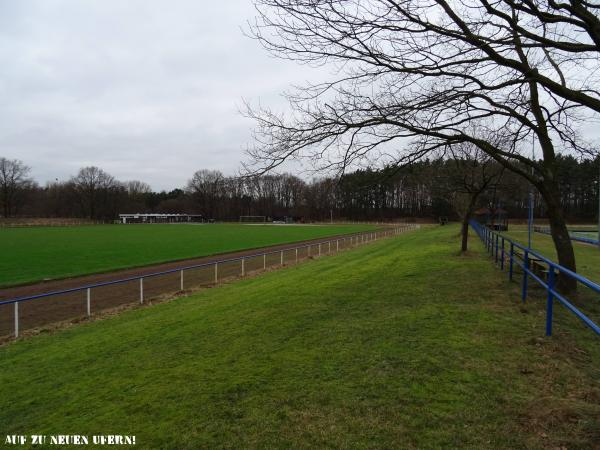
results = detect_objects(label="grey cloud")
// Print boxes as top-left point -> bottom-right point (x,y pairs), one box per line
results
0,0 -> 322,190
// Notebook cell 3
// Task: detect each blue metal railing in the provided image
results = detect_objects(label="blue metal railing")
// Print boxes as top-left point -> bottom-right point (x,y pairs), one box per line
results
534,225 -> 600,246
0,225 -> 417,339
470,220 -> 600,337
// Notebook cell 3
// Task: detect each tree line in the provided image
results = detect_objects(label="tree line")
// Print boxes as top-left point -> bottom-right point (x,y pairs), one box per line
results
1,155 -> 598,222
246,0 -> 600,289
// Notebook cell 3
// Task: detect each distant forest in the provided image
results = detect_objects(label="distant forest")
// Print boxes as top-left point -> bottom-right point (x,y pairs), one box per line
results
1,155 -> 599,222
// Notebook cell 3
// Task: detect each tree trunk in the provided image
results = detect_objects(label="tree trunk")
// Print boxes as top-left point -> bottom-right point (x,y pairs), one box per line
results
1,186 -> 9,218
540,181 -> 577,293
461,217 -> 469,252
460,195 -> 479,253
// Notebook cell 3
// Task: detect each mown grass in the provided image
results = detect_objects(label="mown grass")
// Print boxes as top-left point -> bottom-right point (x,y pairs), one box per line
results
503,225 -> 600,283
0,223 -> 375,287
502,225 -> 600,338
571,231 -> 599,240
0,225 -> 598,449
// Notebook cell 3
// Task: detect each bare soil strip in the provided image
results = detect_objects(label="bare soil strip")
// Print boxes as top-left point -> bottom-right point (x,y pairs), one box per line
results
0,230 -> 387,337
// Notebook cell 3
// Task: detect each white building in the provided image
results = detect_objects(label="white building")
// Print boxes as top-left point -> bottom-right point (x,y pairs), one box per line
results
118,213 -> 204,224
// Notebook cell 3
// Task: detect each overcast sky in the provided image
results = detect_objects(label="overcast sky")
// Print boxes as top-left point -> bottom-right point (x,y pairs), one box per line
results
0,0 -> 321,191
2,2 -> 598,192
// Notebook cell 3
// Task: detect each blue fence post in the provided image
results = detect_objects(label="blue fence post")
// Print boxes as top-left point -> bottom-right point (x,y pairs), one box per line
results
495,234 -> 499,263
468,219 -> 600,337
509,242 -> 514,281
546,267 -> 556,336
522,250 -> 529,302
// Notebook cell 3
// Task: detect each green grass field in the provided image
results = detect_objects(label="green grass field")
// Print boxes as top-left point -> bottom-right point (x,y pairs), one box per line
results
1,226 -> 598,449
571,231 -> 599,240
503,226 -> 600,283
0,224 -> 376,287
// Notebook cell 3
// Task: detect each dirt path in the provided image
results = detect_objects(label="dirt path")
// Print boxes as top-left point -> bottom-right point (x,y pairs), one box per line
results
0,229 -> 391,337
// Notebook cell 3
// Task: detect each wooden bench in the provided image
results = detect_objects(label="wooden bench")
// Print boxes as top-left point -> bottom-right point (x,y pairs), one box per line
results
512,249 -> 548,281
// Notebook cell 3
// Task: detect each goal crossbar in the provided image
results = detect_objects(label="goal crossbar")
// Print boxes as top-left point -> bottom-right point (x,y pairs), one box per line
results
239,216 -> 267,223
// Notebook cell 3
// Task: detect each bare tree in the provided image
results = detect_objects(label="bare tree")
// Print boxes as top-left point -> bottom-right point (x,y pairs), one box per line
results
186,170 -> 225,218
247,0 -> 600,290
438,144 -> 505,252
125,180 -> 152,198
0,158 -> 34,218
71,166 -> 120,220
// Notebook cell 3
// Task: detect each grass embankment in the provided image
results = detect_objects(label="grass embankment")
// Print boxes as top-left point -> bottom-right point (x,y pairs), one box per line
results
0,223 -> 375,287
0,226 -> 598,449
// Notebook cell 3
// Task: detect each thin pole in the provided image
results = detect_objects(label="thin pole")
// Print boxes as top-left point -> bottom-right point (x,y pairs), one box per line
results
522,251 -> 529,302
546,268 -> 556,336
140,278 -> 144,304
14,302 -> 19,338
528,192 -> 534,249
87,288 -> 91,316
214,262 -> 218,283
180,270 -> 184,291
509,242 -> 514,281
528,138 -> 535,249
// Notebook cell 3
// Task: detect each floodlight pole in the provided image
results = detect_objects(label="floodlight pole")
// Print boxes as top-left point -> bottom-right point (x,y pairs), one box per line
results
598,158 -> 600,247
528,192 -> 534,249
528,139 -> 535,249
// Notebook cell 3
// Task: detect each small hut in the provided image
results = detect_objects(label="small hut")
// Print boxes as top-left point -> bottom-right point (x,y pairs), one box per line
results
473,207 -> 491,226
473,207 -> 508,231
491,208 -> 509,231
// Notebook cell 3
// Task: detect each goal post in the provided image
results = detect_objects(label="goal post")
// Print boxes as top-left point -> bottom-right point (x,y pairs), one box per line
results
239,215 -> 267,223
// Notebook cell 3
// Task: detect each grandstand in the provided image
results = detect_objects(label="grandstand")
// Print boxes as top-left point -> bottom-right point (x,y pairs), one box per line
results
119,214 -> 204,224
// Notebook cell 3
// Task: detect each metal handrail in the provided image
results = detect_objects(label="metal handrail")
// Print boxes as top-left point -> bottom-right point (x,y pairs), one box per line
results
1,225 -> 418,338
470,220 -> 600,337
534,225 -> 600,246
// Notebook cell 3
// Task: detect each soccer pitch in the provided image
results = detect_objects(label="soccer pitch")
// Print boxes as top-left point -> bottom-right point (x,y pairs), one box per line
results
1,226 -> 597,448
570,230 -> 598,240
0,223 -> 376,287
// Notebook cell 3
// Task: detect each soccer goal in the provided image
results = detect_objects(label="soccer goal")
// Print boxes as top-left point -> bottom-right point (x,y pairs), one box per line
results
239,215 -> 267,223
